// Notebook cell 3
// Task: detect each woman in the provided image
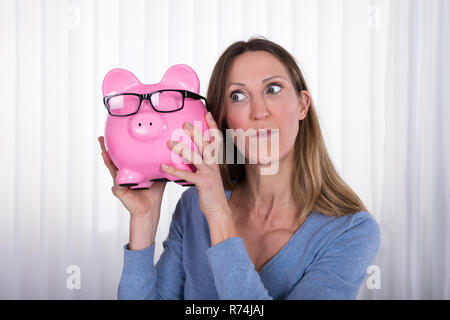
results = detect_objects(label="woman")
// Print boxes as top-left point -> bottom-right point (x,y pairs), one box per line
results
98,37 -> 380,300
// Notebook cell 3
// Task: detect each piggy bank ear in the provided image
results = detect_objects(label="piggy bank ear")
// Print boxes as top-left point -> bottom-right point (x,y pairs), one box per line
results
161,64 -> 200,94
102,68 -> 141,96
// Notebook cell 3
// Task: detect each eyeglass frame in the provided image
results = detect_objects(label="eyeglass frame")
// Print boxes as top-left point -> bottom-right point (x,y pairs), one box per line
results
103,89 -> 209,117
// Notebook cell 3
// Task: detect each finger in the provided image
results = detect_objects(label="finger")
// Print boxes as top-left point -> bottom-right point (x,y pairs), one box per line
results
202,130 -> 223,165
169,140 -> 204,167
98,136 -> 107,153
101,151 -> 118,182
205,111 -> 218,130
98,137 -> 118,169
100,148 -> 117,171
161,163 -> 198,185
203,112 -> 223,153
201,114 -> 223,164
183,122 -> 211,156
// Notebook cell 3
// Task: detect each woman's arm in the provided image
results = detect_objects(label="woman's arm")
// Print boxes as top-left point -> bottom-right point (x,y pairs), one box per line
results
118,194 -> 187,300
205,208 -> 238,247
128,209 -> 160,251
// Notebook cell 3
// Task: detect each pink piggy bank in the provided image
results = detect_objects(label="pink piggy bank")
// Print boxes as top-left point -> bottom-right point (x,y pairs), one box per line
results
102,64 -> 209,189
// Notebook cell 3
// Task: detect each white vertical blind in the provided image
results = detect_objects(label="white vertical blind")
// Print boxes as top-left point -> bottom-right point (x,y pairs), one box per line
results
0,0 -> 448,299
43,0 -> 70,299
374,0 -> 450,299
16,0 -> 44,299
0,0 -> 17,299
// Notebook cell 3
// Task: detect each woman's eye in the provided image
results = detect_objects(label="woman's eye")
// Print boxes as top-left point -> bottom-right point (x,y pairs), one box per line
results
267,84 -> 282,95
230,92 -> 246,103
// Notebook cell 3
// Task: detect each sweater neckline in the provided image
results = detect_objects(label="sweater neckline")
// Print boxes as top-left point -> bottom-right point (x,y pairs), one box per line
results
224,189 -> 314,275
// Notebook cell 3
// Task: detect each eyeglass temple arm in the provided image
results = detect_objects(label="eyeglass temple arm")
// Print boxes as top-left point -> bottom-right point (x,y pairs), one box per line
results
184,91 -> 202,99
184,91 -> 209,110
103,96 -> 110,108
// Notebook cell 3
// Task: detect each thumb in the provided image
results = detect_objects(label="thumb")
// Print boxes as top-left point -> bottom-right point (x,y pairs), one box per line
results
111,185 -> 136,212
111,185 -> 129,198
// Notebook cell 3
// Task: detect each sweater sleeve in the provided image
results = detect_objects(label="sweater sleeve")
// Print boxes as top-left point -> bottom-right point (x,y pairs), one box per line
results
206,213 -> 380,300
118,194 -> 186,300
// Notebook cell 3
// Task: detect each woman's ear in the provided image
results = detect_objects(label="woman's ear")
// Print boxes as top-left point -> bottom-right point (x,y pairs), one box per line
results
298,90 -> 311,121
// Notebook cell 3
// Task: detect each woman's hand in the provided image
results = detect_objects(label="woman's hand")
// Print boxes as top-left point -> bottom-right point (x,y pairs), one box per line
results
98,136 -> 167,219
161,112 -> 231,219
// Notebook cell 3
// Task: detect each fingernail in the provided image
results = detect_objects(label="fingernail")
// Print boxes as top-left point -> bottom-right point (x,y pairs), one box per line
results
161,164 -> 168,169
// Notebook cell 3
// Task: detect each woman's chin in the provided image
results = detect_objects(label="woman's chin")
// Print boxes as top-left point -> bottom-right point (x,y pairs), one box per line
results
246,156 -> 278,166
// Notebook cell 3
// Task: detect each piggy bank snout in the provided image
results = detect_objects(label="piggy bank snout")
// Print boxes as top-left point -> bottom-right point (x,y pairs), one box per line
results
128,112 -> 166,140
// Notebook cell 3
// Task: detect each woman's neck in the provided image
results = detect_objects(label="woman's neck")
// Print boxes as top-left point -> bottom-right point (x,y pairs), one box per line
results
231,149 -> 302,228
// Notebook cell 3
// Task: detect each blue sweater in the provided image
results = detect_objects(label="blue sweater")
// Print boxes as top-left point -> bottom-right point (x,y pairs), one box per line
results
118,187 -> 380,300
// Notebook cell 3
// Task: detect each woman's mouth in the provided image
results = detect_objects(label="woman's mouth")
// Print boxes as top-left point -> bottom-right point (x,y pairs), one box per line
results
256,129 -> 272,138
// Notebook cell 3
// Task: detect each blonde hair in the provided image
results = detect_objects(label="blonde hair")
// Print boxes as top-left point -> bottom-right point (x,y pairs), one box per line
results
206,37 -> 367,225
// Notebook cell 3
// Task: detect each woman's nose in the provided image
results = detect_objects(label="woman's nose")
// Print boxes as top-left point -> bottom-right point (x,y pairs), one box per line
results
250,96 -> 269,120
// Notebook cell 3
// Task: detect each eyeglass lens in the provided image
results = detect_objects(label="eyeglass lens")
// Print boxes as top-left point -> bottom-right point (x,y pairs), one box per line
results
152,91 -> 183,112
108,94 -> 140,116
107,91 -> 185,115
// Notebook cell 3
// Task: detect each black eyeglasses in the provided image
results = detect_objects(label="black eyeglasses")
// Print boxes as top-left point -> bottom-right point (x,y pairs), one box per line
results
103,89 -> 208,117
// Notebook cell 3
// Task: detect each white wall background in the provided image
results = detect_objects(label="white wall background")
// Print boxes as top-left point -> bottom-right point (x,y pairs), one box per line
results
0,0 -> 448,299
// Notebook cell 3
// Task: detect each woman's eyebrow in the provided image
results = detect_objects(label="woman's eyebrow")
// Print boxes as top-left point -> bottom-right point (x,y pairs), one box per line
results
227,76 -> 285,88
262,75 -> 284,83
228,82 -> 245,87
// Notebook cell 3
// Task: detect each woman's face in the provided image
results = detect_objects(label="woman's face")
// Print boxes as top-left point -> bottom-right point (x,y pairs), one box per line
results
224,50 -> 310,165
